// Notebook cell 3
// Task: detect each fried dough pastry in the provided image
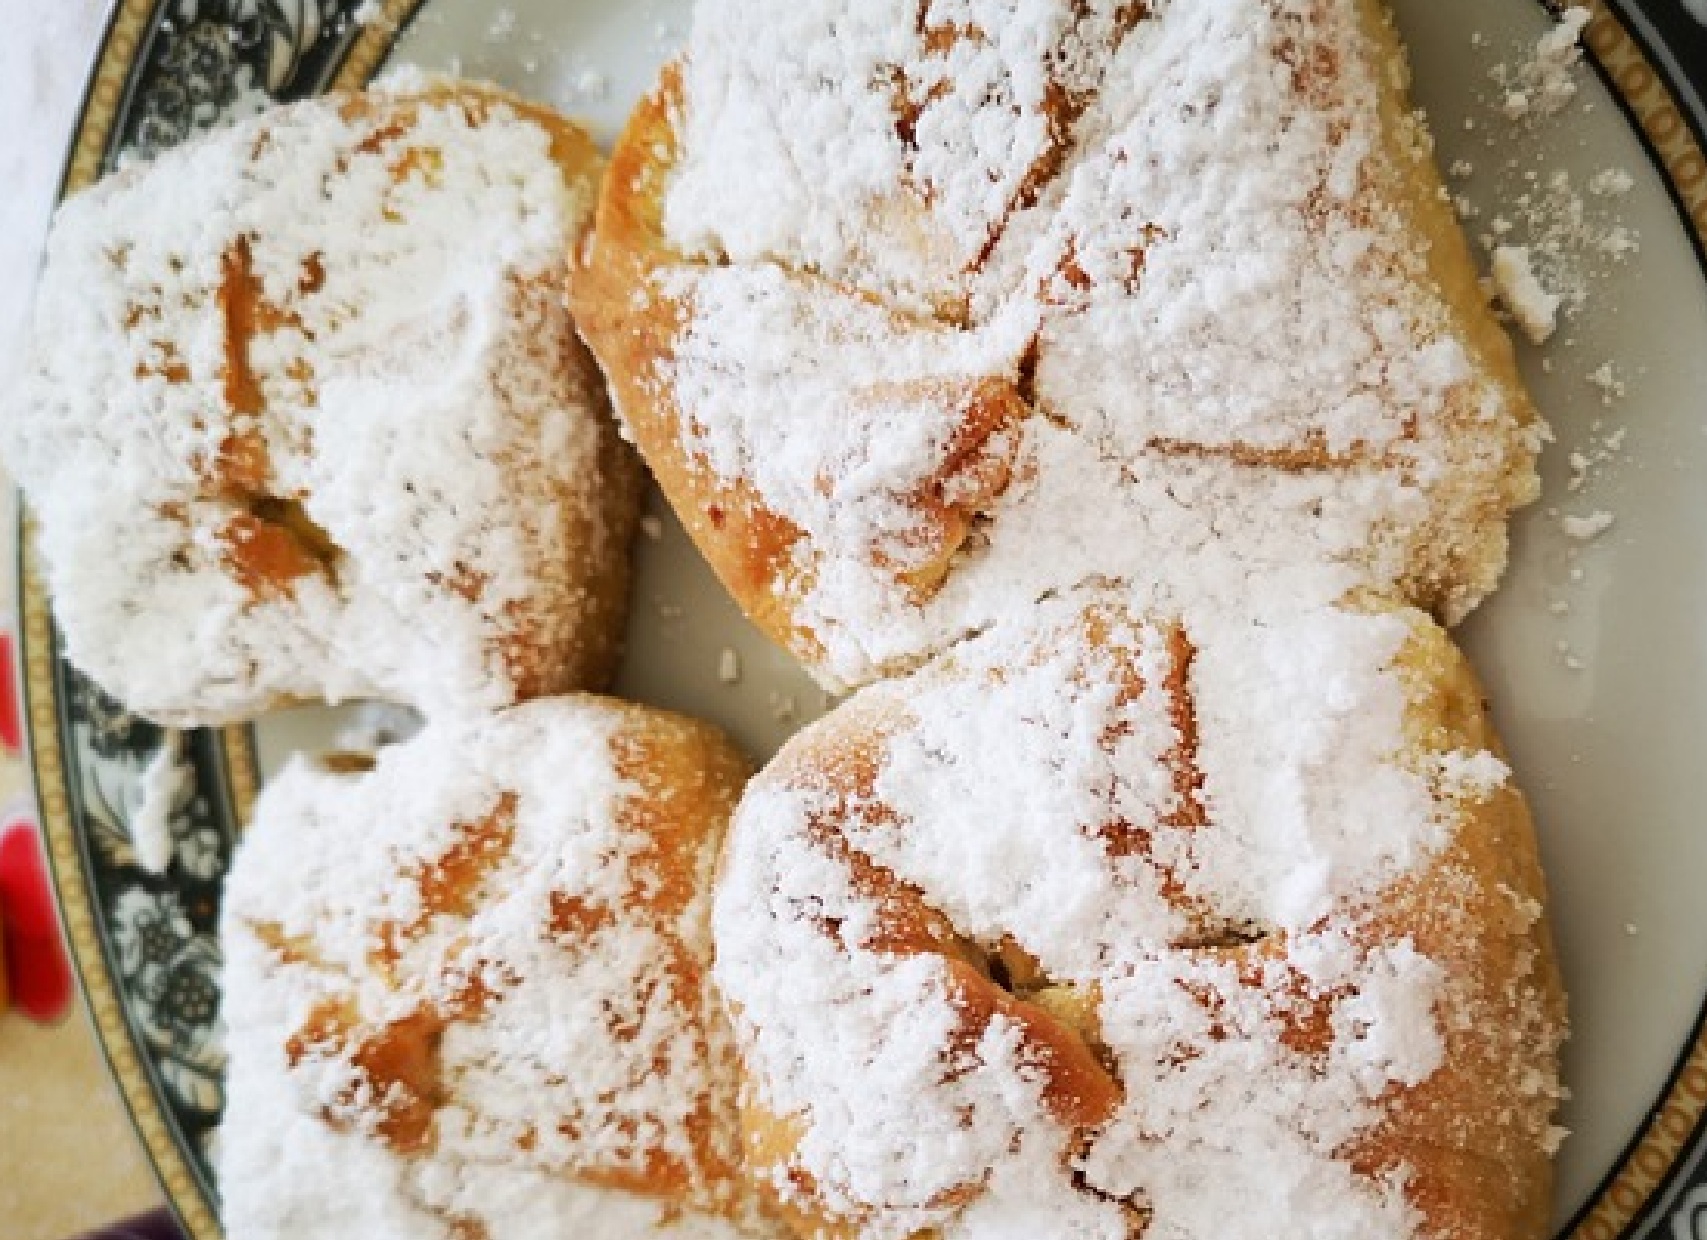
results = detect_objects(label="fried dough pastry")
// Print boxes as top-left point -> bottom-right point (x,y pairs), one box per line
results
574,0 -> 1541,689
219,696 -> 778,1239
9,79 -> 641,724
712,593 -> 1565,1239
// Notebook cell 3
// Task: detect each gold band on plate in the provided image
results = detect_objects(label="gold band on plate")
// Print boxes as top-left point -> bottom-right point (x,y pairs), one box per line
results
59,0 -> 153,196
21,2 -> 1707,1239
330,0 -> 432,93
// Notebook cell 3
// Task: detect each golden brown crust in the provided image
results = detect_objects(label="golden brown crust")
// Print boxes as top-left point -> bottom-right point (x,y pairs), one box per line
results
542,330 -> 647,697
573,67 -> 800,646
587,699 -> 760,1212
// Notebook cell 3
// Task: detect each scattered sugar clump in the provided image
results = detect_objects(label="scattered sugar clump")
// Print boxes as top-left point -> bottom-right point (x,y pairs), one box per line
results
1589,168 -> 1634,197
1560,511 -> 1614,541
1587,363 -> 1626,405
1481,171 -> 1638,320
1491,246 -> 1559,343
1557,414 -> 1633,492
718,647 -> 742,684
1467,6 -> 1635,370
573,69 -> 609,101
1489,7 -> 1593,123
552,63 -> 612,107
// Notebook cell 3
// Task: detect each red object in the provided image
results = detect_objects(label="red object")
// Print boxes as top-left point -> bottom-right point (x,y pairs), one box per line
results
0,632 -> 20,755
0,812 -> 74,1022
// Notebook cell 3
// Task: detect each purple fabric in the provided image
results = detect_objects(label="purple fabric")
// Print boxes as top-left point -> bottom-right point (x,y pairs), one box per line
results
73,1208 -> 184,1240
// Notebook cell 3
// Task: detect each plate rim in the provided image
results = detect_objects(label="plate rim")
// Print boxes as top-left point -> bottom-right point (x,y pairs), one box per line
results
16,1 -> 1707,1237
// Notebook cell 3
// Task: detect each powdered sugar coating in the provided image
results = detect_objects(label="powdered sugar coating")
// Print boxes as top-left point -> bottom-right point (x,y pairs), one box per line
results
219,697 -> 767,1239
9,83 -> 638,725
669,266 -> 1033,588
1027,0 -> 1494,454
714,592 -> 1562,1238
620,0 -> 1540,688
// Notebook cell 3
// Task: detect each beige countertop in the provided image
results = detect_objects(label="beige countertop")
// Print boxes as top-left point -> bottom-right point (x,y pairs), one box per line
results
0,1003 -> 162,1240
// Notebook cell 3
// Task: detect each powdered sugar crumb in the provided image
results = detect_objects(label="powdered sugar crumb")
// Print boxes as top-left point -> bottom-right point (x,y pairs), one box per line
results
483,8 -> 518,43
1491,246 -> 1560,344
1588,167 -> 1634,197
1436,748 -> 1511,801
1468,12 -> 1636,340
131,730 -> 191,874
1560,510 -> 1614,541
1587,362 -> 1627,405
572,68 -> 610,101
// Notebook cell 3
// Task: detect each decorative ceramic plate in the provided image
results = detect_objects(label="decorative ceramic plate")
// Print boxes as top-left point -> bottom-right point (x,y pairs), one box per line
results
15,0 -> 1707,1237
